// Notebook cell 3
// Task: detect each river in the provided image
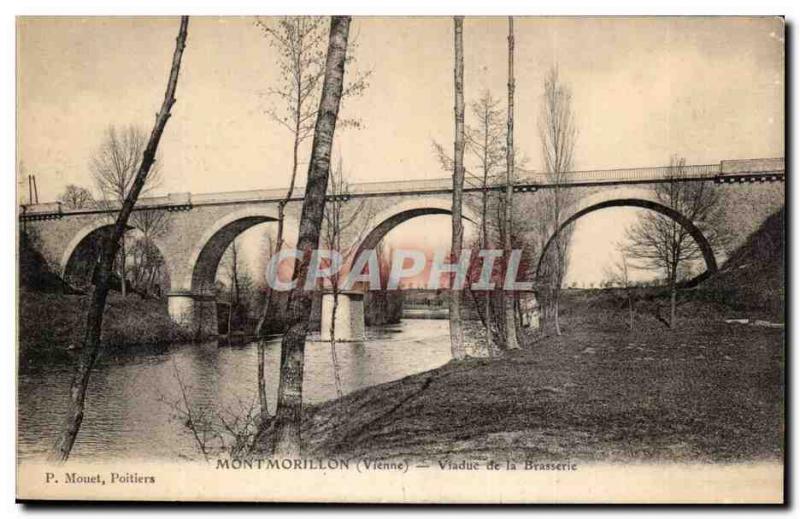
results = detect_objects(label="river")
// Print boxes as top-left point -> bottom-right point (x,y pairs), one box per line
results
17,319 -> 451,461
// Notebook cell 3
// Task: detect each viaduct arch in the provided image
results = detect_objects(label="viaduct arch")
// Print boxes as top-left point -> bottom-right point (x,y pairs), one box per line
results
535,197 -> 719,287
169,207 -> 297,336
61,220 -> 172,290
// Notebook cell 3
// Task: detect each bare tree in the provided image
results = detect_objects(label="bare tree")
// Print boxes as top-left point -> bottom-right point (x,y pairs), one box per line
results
129,209 -> 169,295
128,238 -> 164,296
58,184 -> 95,210
254,16 -> 369,332
255,17 -> 328,259
448,16 -> 467,360
49,16 -> 189,462
625,156 -> 724,328
253,17 -> 368,421
256,229 -> 276,418
91,124 -> 163,296
160,363 -> 262,461
218,238 -> 247,332
161,362 -> 217,461
467,91 -> 505,352
432,90 -> 505,353
321,157 -> 370,397
538,65 -> 577,336
266,16 -> 352,457
501,17 -> 521,350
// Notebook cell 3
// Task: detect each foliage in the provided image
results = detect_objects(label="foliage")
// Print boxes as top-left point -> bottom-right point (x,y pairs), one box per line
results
255,16 -> 370,142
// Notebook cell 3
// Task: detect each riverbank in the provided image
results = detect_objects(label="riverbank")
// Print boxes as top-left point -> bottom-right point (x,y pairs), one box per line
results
18,289 -> 192,367
301,297 -> 784,463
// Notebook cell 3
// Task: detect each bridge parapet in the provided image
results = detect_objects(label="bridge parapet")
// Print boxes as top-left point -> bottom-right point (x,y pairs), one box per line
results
18,157 -> 785,220
721,157 -> 784,174
21,193 -> 181,220
518,163 -> 722,185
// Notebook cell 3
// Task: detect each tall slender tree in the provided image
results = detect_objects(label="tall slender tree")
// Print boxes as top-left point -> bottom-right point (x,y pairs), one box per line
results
432,91 -> 505,353
254,17 -> 328,262
256,229 -> 276,416
538,65 -> 577,336
502,17 -> 521,350
255,16 -> 329,424
269,16 -> 352,457
322,157 -> 370,397
467,91 -> 505,353
254,17 -> 368,423
449,16 -> 467,360
49,16 -> 189,461
219,238 -> 246,331
254,16 -> 369,331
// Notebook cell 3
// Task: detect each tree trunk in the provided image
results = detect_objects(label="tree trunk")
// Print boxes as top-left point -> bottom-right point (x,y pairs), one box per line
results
514,294 -> 524,338
257,340 -> 269,416
491,289 -> 506,346
669,278 -> 677,329
226,302 -> 232,337
628,292 -> 634,331
480,113 -> 494,353
270,16 -> 351,457
503,16 -> 520,350
329,289 -> 343,398
255,76 -> 306,415
484,291 -> 495,354
49,16 -> 189,462
449,16 -> 466,361
481,189 -> 495,353
554,294 -> 561,336
119,234 -> 126,297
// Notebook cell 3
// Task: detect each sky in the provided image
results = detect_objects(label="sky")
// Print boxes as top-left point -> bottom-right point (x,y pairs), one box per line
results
17,16 -> 785,285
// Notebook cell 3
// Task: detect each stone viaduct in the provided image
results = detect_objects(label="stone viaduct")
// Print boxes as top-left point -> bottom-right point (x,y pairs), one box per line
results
21,157 -> 785,339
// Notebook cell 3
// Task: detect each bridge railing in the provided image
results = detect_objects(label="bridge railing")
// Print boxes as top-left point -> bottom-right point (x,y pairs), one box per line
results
190,187 -> 287,204
348,177 -> 455,195
516,164 -> 723,185
19,157 -> 784,218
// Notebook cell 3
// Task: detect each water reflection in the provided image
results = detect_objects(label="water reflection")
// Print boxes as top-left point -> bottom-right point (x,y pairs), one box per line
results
18,319 -> 451,461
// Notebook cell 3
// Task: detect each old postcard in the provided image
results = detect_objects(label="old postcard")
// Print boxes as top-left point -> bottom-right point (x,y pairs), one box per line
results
16,15 -> 785,503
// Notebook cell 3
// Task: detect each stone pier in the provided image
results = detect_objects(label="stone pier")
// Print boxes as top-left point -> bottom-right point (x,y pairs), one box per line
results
320,291 -> 366,341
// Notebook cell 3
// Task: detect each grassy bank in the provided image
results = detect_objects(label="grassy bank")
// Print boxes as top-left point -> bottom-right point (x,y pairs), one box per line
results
701,208 -> 785,321
300,295 -> 784,463
18,289 -> 192,367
